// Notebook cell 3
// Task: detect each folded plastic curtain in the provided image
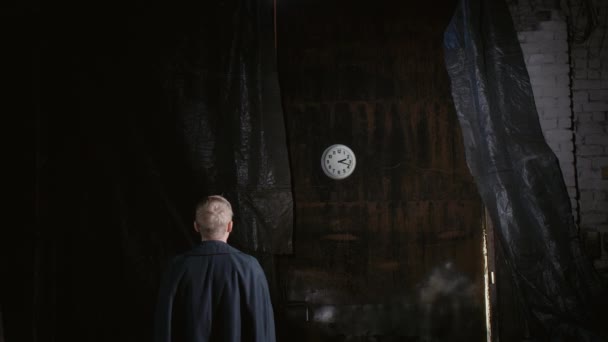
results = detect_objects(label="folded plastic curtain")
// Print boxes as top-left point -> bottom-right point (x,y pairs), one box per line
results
168,0 -> 293,254
443,0 -> 607,340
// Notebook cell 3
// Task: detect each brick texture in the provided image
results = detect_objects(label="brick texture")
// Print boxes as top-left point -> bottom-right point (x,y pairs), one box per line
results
569,0 -> 608,273
509,0 -> 608,275
513,7 -> 578,220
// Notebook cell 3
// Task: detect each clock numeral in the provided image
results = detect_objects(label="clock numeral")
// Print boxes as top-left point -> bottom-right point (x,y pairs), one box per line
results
328,155 -> 332,159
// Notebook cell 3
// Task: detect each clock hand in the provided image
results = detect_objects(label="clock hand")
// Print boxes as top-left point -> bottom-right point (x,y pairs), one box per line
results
338,159 -> 351,166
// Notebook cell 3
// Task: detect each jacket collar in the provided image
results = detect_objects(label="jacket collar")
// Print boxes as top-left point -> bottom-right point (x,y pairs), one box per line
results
185,240 -> 238,256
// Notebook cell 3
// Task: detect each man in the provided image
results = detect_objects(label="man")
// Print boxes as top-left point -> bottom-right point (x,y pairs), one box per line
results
154,195 -> 276,342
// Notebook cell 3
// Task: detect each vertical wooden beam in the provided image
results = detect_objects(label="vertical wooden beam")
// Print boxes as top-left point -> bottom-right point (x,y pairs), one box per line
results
484,209 -> 499,341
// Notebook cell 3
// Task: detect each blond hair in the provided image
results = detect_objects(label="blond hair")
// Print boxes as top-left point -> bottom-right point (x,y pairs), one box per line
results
194,195 -> 233,239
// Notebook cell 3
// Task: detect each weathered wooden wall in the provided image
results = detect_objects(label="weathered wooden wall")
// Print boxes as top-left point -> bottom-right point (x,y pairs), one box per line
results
275,1 -> 487,341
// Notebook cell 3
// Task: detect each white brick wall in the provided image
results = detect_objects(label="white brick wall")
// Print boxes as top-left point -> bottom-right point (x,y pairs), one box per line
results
570,0 -> 608,271
505,0 -> 608,275
510,1 -> 608,274
516,10 -> 579,222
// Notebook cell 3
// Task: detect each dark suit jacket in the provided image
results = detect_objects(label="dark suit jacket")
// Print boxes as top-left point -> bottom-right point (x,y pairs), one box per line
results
154,241 -> 276,342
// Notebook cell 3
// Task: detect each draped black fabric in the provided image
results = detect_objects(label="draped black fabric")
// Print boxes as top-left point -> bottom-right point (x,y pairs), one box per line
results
163,0 -> 293,254
7,0 -> 292,341
443,0 -> 607,340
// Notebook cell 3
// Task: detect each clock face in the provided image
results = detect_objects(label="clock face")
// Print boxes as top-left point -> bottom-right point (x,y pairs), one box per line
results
321,144 -> 356,180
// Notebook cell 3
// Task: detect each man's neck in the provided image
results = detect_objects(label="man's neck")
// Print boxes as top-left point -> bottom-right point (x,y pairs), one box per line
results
201,237 -> 228,243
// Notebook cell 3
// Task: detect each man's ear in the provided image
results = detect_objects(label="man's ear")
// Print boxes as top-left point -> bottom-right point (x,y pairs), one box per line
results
193,221 -> 200,233
227,221 -> 233,234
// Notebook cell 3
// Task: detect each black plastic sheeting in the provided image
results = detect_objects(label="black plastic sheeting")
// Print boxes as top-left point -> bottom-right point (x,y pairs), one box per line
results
164,0 -> 293,254
5,0 -> 291,341
444,0 -> 608,340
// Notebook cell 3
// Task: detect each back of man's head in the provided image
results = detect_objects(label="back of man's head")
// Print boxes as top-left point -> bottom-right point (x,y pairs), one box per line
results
194,195 -> 233,241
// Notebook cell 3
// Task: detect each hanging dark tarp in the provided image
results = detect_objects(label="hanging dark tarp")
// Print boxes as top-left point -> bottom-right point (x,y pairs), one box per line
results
164,0 -> 293,254
9,0 -> 292,341
443,0 -> 607,340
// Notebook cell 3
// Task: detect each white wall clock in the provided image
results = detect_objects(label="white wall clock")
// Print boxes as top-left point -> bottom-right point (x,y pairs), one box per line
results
321,144 -> 356,180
